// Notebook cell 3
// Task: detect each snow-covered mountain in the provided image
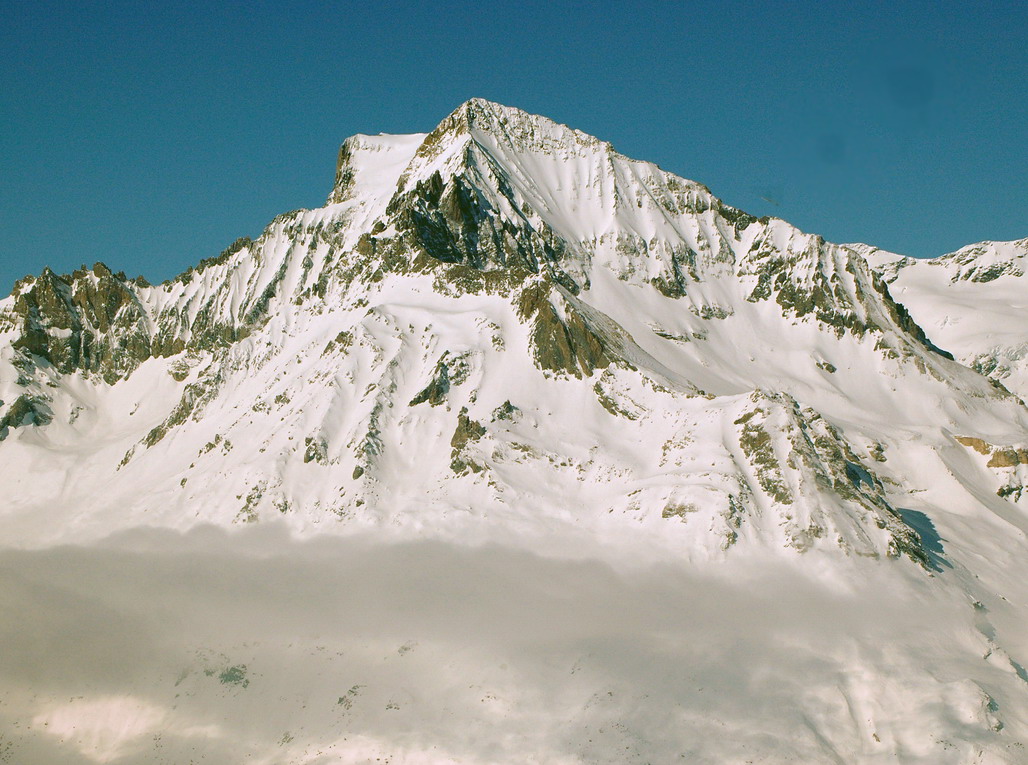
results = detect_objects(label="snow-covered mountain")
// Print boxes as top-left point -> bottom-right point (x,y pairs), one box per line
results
861,238 -> 1028,401
2,99 -> 1027,764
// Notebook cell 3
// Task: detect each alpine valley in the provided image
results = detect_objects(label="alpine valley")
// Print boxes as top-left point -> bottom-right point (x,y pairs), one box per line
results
2,100 -> 1027,764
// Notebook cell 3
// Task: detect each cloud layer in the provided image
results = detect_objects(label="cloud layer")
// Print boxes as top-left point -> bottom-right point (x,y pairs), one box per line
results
0,525 -> 1019,764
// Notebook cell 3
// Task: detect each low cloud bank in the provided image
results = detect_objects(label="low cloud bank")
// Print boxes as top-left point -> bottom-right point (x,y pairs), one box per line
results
0,524 -> 1015,764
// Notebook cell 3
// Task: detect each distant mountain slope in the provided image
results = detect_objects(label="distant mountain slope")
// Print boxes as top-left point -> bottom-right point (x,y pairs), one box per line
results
862,238 -> 1028,400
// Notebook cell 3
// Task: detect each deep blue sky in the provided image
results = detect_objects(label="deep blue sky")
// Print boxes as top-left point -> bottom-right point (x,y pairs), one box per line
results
2,0 -> 1025,293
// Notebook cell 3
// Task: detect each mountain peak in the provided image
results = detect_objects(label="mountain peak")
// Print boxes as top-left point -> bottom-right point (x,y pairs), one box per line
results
418,98 -> 609,163
327,132 -> 426,205
450,96 -> 510,120
443,97 -> 544,129
2,99 -> 1025,553
324,100 -> 546,207
936,237 -> 1028,282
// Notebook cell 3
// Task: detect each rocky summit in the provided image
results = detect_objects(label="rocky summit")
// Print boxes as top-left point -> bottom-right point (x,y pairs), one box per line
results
2,100 -> 1028,763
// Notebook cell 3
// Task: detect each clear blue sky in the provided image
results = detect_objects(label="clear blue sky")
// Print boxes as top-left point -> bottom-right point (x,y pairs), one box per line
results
2,0 -> 1025,293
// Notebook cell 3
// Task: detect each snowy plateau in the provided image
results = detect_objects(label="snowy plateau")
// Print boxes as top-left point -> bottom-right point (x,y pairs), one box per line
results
1,99 -> 1027,764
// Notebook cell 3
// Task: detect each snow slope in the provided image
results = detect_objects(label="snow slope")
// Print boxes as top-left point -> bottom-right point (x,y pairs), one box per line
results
1,99 -> 1027,764
862,238 -> 1028,400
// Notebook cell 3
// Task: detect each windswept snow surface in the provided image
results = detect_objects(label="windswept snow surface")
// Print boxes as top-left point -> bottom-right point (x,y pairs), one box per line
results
1,99 -> 1027,763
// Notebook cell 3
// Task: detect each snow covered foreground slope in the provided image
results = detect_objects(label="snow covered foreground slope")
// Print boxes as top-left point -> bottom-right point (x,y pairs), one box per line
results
1,99 -> 1028,763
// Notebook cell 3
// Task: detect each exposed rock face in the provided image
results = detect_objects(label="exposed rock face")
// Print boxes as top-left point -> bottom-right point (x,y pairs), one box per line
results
450,407 -> 487,474
8,265 -> 151,383
955,435 -> 1028,500
0,393 -> 52,440
516,283 -> 612,378
727,391 -> 930,564
410,357 -> 451,406
2,237 -> 265,385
